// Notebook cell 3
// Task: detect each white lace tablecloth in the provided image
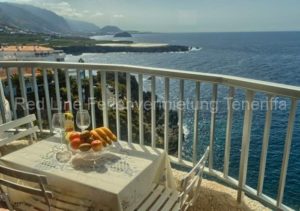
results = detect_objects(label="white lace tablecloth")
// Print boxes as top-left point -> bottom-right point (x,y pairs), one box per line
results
0,136 -> 176,211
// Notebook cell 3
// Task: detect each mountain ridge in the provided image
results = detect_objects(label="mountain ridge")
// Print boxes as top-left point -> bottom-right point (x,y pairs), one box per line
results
0,2 -> 70,34
65,19 -> 100,34
0,2 -> 123,35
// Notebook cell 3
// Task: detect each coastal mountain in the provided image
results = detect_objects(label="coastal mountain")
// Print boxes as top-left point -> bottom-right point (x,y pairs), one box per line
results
66,19 -> 100,34
0,2 -> 71,34
0,2 -> 126,35
99,25 -> 122,35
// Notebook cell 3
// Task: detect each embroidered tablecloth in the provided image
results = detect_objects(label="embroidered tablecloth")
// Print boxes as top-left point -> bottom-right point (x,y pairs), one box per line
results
0,136 -> 176,211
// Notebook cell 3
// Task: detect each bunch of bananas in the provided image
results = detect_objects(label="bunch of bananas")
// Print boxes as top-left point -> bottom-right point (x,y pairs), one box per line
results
90,127 -> 117,146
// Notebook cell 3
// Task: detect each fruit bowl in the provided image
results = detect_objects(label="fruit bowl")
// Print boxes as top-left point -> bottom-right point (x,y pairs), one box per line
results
72,145 -> 112,163
65,127 -> 117,158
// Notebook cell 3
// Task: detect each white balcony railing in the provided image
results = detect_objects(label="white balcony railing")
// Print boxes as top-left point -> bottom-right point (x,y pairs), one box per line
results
0,61 -> 299,210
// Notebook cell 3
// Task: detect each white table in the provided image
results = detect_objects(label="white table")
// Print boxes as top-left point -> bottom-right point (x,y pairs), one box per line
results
0,137 -> 176,211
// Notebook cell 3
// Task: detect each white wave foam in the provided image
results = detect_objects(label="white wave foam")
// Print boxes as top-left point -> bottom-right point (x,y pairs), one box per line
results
190,47 -> 202,51
183,124 -> 190,138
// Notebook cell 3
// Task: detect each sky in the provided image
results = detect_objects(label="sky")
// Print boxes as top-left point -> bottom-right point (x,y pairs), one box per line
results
1,0 -> 300,32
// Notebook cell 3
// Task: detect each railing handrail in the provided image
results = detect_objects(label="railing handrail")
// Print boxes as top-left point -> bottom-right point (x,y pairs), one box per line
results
1,61 -> 300,98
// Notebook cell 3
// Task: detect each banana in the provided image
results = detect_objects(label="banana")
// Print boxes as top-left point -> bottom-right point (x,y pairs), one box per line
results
90,130 -> 101,140
96,136 -> 108,147
95,128 -> 109,141
100,127 -> 117,141
106,139 -> 112,145
91,130 -> 108,147
101,139 -> 107,147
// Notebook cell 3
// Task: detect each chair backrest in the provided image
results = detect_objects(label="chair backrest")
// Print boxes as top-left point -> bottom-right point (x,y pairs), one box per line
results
0,114 -> 38,148
179,146 -> 209,211
0,165 -> 53,210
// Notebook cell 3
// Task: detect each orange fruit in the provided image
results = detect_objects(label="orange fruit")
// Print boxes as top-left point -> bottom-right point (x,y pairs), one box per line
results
91,140 -> 103,152
70,138 -> 81,150
69,132 -> 80,142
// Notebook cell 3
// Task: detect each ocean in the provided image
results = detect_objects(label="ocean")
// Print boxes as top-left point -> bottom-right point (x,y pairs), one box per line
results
66,32 -> 300,209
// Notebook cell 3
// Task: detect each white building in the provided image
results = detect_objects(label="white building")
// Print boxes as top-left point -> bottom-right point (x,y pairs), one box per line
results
0,45 -> 65,61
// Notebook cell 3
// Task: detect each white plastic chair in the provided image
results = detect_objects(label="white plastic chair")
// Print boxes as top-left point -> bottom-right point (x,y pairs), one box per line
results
0,114 -> 38,150
135,147 -> 209,211
0,165 -> 94,211
0,164 -> 53,211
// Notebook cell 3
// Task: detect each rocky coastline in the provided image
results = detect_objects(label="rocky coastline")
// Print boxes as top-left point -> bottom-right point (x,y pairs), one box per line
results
93,72 -> 182,155
56,44 -> 190,55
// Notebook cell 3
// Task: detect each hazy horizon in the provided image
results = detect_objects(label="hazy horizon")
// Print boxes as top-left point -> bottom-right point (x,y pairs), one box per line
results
1,0 -> 300,33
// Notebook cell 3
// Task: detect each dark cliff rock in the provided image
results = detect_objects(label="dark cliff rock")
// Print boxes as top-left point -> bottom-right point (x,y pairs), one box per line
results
56,45 -> 189,55
95,72 -> 182,155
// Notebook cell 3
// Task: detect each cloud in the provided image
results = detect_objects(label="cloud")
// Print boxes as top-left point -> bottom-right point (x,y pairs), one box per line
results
1,0 -> 86,19
0,0 -> 33,2
113,14 -> 124,18
93,12 -> 104,17
39,1 -> 84,18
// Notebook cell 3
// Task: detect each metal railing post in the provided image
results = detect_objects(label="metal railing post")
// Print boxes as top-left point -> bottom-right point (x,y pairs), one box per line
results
115,73 -> 121,139
76,69 -> 83,111
164,78 -> 170,153
32,68 -> 43,132
0,79 -> 6,123
54,69 -> 62,112
151,76 -> 156,148
89,70 -> 96,129
42,69 -> 53,133
178,80 -> 184,162
126,73 -> 132,144
276,98 -> 298,208
65,70 -> 72,112
101,71 -> 108,127
5,68 -> 17,120
18,67 -> 29,116
224,87 -> 235,177
192,81 -> 200,165
138,74 -> 144,145
209,84 -> 218,171
237,90 -> 255,203
257,95 -> 273,195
